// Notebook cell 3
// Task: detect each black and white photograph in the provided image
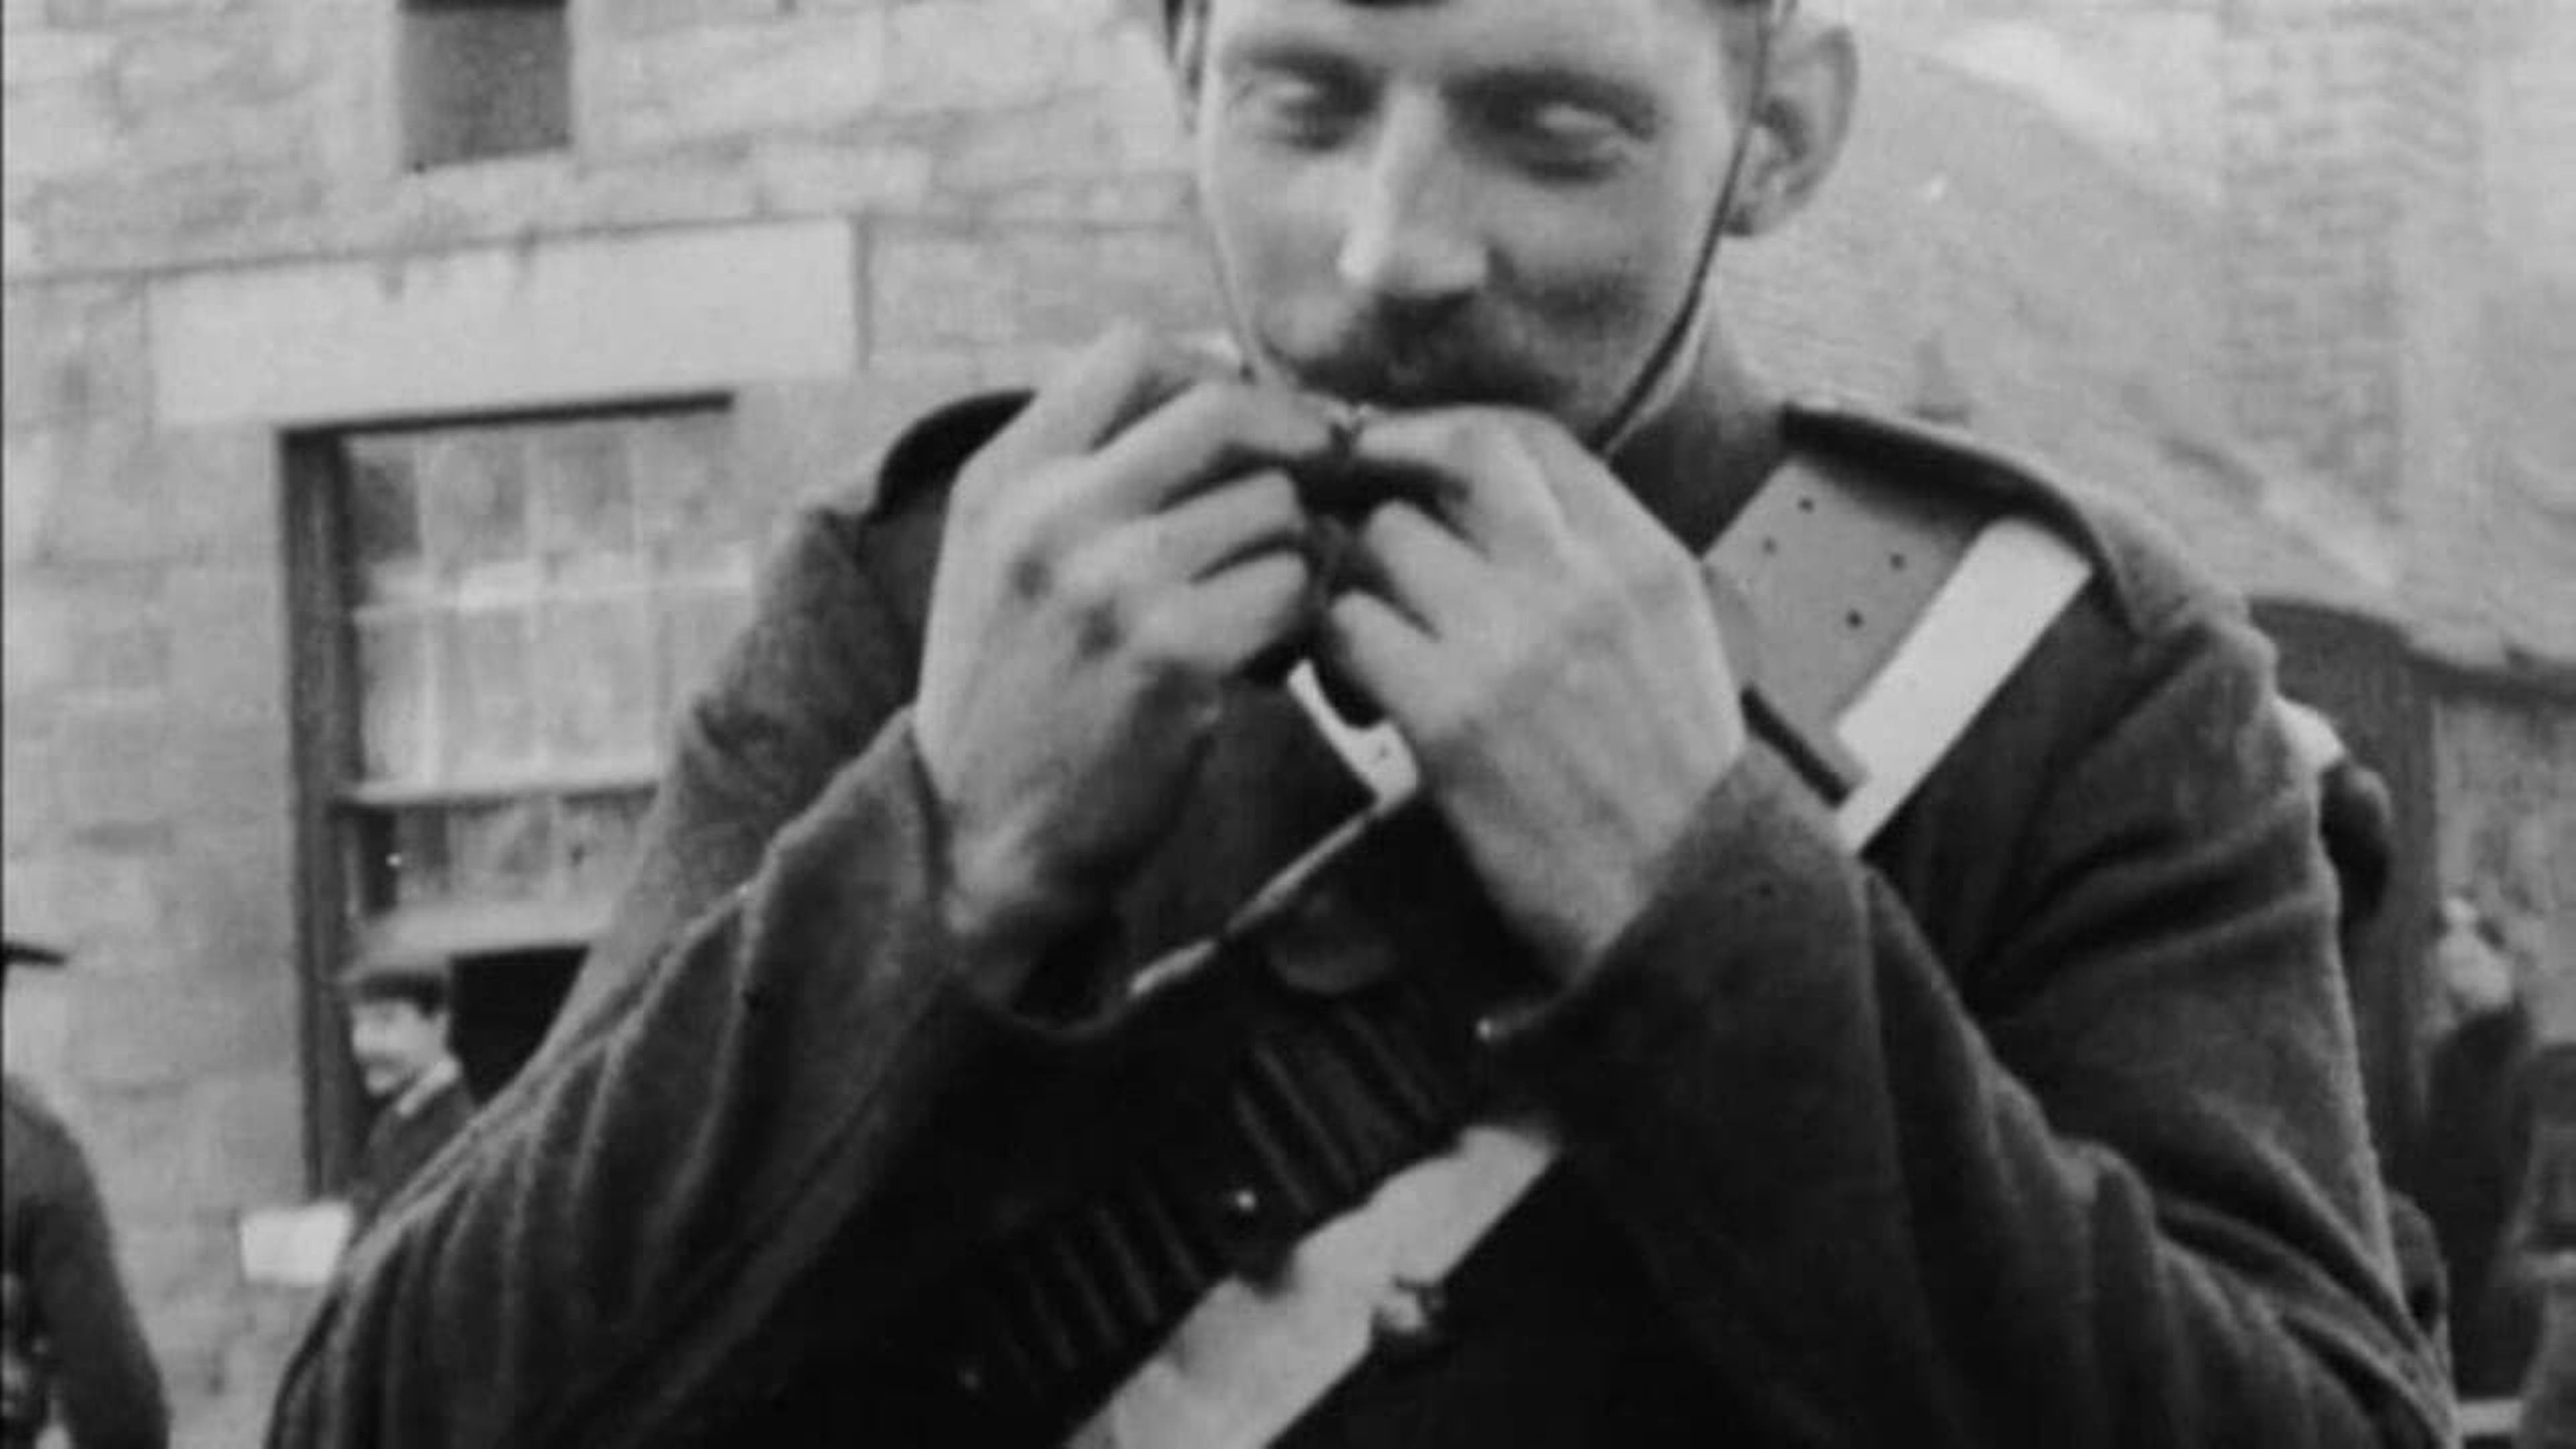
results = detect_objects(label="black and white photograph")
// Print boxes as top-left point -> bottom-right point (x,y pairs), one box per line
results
3,1 -> 2572,1444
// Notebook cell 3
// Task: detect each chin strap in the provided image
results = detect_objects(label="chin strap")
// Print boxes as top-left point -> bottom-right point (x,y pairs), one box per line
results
1586,0 -> 1788,455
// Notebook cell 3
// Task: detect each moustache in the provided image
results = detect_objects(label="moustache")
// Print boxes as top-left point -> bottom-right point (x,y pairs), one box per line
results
1278,317 -> 1555,414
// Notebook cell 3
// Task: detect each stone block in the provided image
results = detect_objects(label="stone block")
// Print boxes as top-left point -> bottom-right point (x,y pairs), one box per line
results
883,0 -> 1091,114
150,220 -> 860,426
15,159 -> 329,277
53,699 -> 176,833
44,0 -> 211,22
599,13 -> 887,150
154,424 -> 282,568
165,818 -> 297,987
1,714 -> 66,852
1,278 -> 150,431
1,26 -> 116,87
182,1068 -> 306,1207
62,592 -> 172,696
3,839 -> 176,963
932,95 -> 1179,195
0,567 -> 81,694
743,134 -> 936,215
164,564 -> 287,729
0,73 -> 124,182
73,1081 -> 199,1224
550,153 -> 760,234
599,0 -> 787,39
165,719 -> 293,830
108,87 -> 314,178
114,1211 -> 234,1320
74,973 -> 299,1093
1018,225 -> 1217,341
733,364 -> 983,511
869,228 -> 1020,349
9,424 -> 189,568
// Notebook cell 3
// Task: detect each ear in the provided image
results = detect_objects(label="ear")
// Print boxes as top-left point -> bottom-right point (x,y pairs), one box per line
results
1725,18 -> 1857,237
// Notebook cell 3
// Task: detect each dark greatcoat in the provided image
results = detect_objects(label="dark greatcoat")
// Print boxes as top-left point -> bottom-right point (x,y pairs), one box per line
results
349,1067 -> 477,1238
4,1078 -> 168,1449
270,396 -> 2455,1446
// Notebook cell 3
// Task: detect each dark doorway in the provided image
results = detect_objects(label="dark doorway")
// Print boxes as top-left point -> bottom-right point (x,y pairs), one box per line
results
449,947 -> 584,1102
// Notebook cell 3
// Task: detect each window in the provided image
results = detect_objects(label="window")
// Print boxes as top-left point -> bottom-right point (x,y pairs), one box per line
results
400,0 -> 572,170
286,402 -> 758,1181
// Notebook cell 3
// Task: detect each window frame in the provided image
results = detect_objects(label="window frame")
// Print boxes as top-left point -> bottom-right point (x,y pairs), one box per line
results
282,393 -> 736,1189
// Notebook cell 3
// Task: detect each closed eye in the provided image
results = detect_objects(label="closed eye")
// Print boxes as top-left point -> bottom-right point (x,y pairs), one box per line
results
1486,98 -> 1632,177
1220,46 -> 1374,150
1462,70 -> 1656,181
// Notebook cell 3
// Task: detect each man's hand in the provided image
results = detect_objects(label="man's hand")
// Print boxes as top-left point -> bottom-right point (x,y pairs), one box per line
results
914,327 -> 1336,983
1318,408 -> 1749,980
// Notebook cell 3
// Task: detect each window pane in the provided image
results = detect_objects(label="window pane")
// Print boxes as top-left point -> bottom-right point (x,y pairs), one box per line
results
447,798 -> 552,902
345,441 -> 426,603
401,1 -> 571,171
354,608 -> 438,785
388,808 -> 453,910
634,413 -> 745,577
539,592 -> 656,762
420,431 -> 531,587
531,421 -> 639,586
445,603 -> 537,777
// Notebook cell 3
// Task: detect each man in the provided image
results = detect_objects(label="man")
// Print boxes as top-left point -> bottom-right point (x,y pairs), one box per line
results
271,0 -> 2452,1442
2423,893 -> 2546,1399
2278,700 -> 2452,1369
339,959 -> 475,1234
2515,1038 -> 2576,1448
4,940 -> 168,1449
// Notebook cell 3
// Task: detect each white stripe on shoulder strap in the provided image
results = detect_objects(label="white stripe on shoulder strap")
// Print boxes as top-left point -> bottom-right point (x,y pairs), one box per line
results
1831,514 -> 2091,847
1078,509 -> 2094,1449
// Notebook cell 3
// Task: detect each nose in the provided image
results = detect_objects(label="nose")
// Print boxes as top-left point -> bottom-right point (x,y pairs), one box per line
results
1335,96 -> 1489,305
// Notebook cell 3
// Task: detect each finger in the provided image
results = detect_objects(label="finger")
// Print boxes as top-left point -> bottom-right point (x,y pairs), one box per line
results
1488,410 -> 1670,553
1344,498 -> 1491,637
1154,551 -> 1316,676
1344,407 -> 1563,558
981,325 -> 1228,477
1122,471 -> 1309,585
1086,381 -> 1338,517
1318,588 -> 1446,728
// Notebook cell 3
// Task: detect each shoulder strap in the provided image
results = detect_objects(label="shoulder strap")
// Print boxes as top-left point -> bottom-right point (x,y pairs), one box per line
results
1082,449 -> 2093,1449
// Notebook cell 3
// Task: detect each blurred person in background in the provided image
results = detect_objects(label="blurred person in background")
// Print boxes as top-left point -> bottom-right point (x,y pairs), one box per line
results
339,959 -> 475,1235
2422,891 -> 2546,1401
2280,698 -> 2451,1366
3,938 -> 168,1449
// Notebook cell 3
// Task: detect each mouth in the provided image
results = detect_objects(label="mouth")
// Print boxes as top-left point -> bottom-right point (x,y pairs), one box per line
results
1263,317 -> 1555,417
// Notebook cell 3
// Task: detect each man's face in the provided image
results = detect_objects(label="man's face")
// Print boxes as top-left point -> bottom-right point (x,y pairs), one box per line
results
349,998 -> 447,1099
1189,0 -> 1746,435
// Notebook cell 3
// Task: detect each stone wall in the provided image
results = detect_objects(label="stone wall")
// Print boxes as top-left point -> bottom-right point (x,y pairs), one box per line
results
1,5 -> 1201,1440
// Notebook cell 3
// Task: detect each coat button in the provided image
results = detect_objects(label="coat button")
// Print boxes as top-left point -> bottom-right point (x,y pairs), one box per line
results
1367,1277 -> 1450,1363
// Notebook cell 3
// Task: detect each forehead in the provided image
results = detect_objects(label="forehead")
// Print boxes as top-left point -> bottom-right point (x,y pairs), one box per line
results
1202,0 -> 1730,77
352,996 -> 434,1022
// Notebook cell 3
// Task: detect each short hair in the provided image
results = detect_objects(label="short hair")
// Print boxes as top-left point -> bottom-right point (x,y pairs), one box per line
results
1160,0 -> 1789,42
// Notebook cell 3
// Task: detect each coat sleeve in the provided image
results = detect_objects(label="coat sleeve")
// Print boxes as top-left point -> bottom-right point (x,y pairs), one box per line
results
264,510 -> 1107,1446
28,1132 -> 168,1449
1487,596 -> 2455,1445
